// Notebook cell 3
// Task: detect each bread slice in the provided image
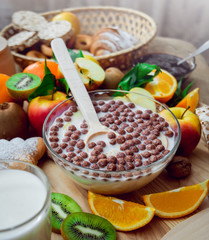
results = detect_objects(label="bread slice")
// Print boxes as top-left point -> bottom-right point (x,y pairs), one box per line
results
8,31 -> 39,52
38,20 -> 73,45
12,10 -> 48,32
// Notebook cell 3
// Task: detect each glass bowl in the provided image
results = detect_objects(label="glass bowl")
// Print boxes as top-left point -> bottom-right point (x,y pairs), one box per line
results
43,90 -> 181,195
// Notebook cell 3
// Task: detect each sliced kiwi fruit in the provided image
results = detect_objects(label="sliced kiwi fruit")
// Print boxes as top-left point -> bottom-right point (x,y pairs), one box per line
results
51,193 -> 82,233
61,212 -> 116,240
6,72 -> 41,100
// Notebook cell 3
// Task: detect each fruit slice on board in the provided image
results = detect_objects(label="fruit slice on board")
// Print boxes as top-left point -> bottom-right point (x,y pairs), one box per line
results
176,88 -> 199,112
142,180 -> 209,218
88,191 -> 155,231
6,73 -> 41,100
51,193 -> 82,233
61,212 -> 116,240
145,69 -> 177,103
127,87 -> 156,111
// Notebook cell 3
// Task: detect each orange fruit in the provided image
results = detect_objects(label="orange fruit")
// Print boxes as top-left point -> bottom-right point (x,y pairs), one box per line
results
142,180 -> 209,218
88,191 -> 155,231
176,88 -> 199,112
23,61 -> 59,80
145,69 -> 178,103
0,73 -> 15,104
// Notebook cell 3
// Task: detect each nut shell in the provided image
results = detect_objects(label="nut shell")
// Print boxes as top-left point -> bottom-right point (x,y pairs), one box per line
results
166,156 -> 191,178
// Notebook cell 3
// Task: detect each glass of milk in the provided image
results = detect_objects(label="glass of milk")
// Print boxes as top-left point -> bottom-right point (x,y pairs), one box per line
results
0,160 -> 51,240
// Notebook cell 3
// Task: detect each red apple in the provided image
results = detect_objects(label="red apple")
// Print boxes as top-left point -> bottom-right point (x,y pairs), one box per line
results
160,107 -> 201,156
28,91 -> 67,136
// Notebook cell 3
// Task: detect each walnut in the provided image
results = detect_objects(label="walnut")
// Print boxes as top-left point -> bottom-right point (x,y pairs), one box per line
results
166,156 -> 191,178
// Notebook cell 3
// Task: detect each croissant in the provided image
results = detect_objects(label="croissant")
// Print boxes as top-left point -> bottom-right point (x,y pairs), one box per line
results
90,26 -> 139,56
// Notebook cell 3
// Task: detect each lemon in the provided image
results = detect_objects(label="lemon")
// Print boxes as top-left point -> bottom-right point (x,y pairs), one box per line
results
52,12 -> 80,35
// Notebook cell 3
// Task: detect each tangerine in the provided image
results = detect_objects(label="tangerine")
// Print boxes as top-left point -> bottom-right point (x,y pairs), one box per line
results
23,61 -> 60,80
0,73 -> 15,104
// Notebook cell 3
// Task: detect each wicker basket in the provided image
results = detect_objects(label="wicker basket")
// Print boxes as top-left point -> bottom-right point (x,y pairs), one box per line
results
1,6 -> 157,70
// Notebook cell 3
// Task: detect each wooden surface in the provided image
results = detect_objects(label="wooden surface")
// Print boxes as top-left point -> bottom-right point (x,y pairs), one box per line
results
161,208 -> 209,240
39,37 -> 209,240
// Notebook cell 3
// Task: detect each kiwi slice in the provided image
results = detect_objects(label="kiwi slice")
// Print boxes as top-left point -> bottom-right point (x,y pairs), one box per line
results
6,72 -> 41,100
51,193 -> 82,233
61,212 -> 116,240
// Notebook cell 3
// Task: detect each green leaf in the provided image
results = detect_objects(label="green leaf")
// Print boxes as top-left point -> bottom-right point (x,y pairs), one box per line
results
115,63 -> 161,96
44,58 -> 52,75
167,79 -> 194,107
182,82 -> 194,98
59,78 -> 70,97
68,49 -> 84,62
28,74 -> 56,102
53,48 -> 84,62
175,77 -> 183,97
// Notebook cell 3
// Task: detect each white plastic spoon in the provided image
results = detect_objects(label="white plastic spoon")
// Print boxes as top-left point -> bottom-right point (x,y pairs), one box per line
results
51,38 -> 117,144
177,40 -> 209,65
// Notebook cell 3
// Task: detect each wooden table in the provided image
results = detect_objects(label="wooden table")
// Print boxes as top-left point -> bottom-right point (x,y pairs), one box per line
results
39,37 -> 209,240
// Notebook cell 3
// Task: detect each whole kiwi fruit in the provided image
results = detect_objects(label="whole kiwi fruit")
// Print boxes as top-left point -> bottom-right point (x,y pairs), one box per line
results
61,212 -> 116,240
101,67 -> 124,89
0,102 -> 28,140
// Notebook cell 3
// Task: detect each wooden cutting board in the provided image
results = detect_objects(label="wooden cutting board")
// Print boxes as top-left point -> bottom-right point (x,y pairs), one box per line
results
40,137 -> 209,240
161,208 -> 209,240
39,37 -> 209,239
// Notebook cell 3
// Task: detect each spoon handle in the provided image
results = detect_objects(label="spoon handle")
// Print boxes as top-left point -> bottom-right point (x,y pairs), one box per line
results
177,40 -> 209,65
51,38 -> 100,127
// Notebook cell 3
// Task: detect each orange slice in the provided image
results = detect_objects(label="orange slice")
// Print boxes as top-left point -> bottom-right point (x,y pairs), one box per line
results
176,88 -> 199,112
88,191 -> 155,231
145,69 -> 177,103
142,180 -> 209,218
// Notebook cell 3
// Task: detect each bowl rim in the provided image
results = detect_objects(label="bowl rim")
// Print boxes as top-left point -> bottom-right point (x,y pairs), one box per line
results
43,89 -> 181,175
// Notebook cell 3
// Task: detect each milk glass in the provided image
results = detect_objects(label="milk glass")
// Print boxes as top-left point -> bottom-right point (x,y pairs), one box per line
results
0,160 -> 51,240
